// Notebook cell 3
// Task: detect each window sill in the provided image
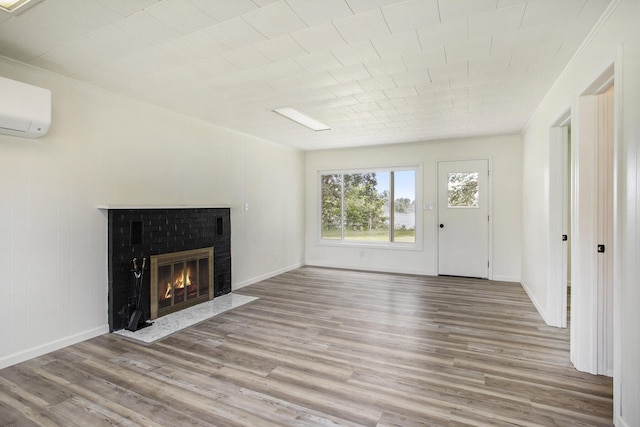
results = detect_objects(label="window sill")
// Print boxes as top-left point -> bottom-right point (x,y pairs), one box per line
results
314,240 -> 422,251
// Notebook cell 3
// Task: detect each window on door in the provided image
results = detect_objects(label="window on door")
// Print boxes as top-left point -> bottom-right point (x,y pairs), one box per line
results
447,172 -> 479,208
320,168 -> 417,244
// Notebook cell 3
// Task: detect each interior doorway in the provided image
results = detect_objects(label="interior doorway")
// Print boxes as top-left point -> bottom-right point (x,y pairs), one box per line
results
595,84 -> 614,376
570,64 -> 615,377
549,111 -> 571,330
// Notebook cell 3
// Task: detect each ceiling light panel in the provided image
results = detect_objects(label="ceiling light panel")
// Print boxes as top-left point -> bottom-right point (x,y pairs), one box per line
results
273,107 -> 331,131
0,0 -> 41,13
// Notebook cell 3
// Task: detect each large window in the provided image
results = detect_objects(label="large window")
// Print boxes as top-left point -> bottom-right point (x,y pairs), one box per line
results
320,168 -> 416,243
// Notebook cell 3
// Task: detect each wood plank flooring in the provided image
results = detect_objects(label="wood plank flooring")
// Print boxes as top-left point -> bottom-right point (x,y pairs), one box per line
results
0,267 -> 613,426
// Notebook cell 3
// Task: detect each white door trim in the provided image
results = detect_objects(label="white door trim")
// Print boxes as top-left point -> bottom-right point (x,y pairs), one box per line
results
571,61 -> 617,377
548,114 -> 571,329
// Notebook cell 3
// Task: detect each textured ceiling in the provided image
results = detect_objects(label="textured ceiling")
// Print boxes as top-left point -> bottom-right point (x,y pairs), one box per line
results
0,0 -> 611,150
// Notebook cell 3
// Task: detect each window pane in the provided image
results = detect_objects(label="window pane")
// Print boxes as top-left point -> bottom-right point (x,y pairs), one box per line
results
344,172 -> 389,241
321,174 -> 342,239
448,172 -> 479,207
393,170 -> 416,242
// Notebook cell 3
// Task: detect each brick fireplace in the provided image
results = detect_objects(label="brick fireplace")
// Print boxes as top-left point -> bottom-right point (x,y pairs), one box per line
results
107,208 -> 231,331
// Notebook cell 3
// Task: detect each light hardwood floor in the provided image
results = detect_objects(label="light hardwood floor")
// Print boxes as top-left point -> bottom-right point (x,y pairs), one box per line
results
0,267 -> 612,426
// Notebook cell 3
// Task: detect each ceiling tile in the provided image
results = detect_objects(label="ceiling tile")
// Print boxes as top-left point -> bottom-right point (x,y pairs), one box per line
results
115,11 -> 182,45
144,63 -> 211,90
252,0 -> 281,6
60,0 -> 125,27
188,0 -> 258,22
222,45 -> 272,69
295,50 -> 343,72
333,9 -> 390,44
165,30 -> 230,60
468,55 -> 511,75
0,18 -> 60,61
354,90 -> 388,103
433,87 -> 469,99
242,1 -> 307,39
204,17 -> 266,49
96,0 -> 160,16
445,37 -> 491,63
291,22 -> 347,52
331,41 -> 380,66
156,38 -> 206,63
145,0 -> 217,34
364,57 -> 406,77
263,58 -> 305,79
428,61 -> 468,82
329,82 -> 365,97
391,70 -> 430,87
29,36 -> 108,75
383,86 -> 418,99
345,0 -> 406,14
490,27 -> 546,56
358,75 -> 397,91
286,0 -> 353,26
468,3 -> 526,39
107,47 -> 177,77
438,0 -> 497,22
255,34 -> 307,62
298,70 -> 340,88
86,25 -> 150,57
371,30 -> 422,59
329,63 -> 372,83
520,0 -> 588,28
416,16 -> 468,49
0,3 -> 98,60
497,0 -> 526,7
402,47 -> 447,70
415,80 -> 454,94
381,0 -> 440,33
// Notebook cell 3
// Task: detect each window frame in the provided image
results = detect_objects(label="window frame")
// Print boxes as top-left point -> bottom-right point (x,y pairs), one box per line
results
317,165 -> 421,249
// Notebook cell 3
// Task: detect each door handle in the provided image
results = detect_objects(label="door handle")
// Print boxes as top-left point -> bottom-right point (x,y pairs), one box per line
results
439,224 -> 444,228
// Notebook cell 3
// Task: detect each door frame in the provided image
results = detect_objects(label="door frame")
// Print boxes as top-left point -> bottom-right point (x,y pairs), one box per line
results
570,61 -> 618,378
549,109 -> 571,329
436,157 -> 493,280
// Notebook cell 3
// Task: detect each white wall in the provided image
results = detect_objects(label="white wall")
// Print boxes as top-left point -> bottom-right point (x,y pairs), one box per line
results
0,57 -> 305,369
521,0 -> 639,425
305,135 -> 522,282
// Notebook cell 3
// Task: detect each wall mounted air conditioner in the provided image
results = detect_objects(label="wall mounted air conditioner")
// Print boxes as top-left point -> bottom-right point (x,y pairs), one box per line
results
0,76 -> 51,138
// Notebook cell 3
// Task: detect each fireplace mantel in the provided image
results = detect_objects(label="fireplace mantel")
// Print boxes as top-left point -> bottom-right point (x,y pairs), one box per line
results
97,204 -> 233,210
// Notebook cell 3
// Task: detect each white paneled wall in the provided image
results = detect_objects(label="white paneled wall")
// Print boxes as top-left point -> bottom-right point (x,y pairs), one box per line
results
304,135 -> 522,282
0,58 -> 305,368
521,1 -> 639,425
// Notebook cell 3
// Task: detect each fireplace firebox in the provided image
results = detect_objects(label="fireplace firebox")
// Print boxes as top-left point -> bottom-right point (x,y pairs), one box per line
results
150,247 -> 214,319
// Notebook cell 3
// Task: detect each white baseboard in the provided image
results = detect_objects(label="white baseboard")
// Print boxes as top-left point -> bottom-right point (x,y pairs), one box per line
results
520,279 -> 549,325
616,415 -> 631,427
232,263 -> 304,290
491,275 -> 521,283
0,325 -> 109,370
305,261 -> 435,277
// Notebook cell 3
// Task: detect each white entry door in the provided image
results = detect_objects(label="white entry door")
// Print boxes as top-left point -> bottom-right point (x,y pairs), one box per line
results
438,160 -> 489,278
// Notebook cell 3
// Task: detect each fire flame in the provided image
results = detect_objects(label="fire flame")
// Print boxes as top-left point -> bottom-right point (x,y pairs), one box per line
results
161,267 -> 193,300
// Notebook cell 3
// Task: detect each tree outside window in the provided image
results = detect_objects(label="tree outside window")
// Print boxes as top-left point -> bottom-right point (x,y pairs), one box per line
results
320,169 -> 416,243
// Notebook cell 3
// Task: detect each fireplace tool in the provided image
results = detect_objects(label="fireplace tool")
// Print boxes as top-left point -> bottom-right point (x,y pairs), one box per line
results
126,257 -> 152,331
